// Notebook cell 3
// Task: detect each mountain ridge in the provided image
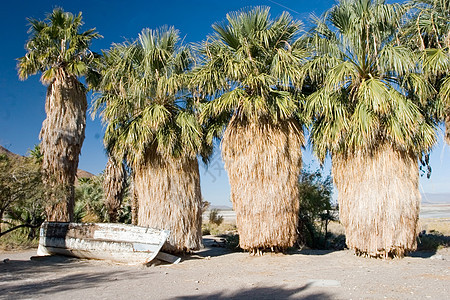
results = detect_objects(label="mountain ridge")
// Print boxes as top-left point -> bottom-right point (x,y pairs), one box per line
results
0,145 -> 95,180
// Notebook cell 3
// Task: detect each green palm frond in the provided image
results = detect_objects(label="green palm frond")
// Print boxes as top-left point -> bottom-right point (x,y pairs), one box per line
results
306,0 -> 437,160
191,6 -> 307,132
402,0 -> 449,131
17,7 -> 101,84
93,26 -> 207,168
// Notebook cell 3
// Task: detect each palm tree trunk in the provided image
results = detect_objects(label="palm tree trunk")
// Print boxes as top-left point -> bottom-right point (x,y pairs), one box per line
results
222,117 -> 303,252
134,155 -> 202,253
40,72 -> 86,222
103,157 -> 126,222
130,178 -> 138,225
445,114 -> 450,145
333,145 -> 420,258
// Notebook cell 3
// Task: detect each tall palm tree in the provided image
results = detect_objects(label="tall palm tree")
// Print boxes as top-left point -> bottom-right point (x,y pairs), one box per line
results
305,0 -> 437,258
191,7 -> 307,253
102,156 -> 126,222
18,8 -> 101,221
402,0 -> 449,143
94,27 -> 209,253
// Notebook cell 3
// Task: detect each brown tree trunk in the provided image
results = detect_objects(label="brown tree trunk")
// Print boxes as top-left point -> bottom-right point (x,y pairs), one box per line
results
103,157 -> 126,222
134,155 -> 202,253
333,146 -> 420,258
130,179 -> 138,226
40,71 -> 86,222
445,114 -> 450,145
222,117 -> 303,252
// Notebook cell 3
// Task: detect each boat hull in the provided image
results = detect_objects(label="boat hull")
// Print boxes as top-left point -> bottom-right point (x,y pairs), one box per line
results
38,222 -> 171,265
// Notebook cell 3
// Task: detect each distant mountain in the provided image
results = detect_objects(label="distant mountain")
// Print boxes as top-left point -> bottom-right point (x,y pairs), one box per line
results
0,145 -> 95,180
421,193 -> 450,204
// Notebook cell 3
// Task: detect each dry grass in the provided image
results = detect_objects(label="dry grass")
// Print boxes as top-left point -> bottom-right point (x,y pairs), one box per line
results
134,155 -> 202,253
40,71 -> 87,222
326,221 -> 346,236
419,219 -> 450,235
103,157 -> 126,222
202,222 -> 237,236
222,117 -> 304,253
333,146 -> 420,258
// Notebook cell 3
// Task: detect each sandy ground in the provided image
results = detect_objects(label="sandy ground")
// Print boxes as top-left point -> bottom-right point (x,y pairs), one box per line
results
0,236 -> 449,300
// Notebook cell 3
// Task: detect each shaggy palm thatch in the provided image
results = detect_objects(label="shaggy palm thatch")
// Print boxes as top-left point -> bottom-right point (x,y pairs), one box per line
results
130,179 -> 139,226
134,155 -> 202,253
103,157 -> 126,222
190,7 -> 307,254
222,117 -> 303,253
446,115 -> 450,145
333,145 -> 420,258
40,73 -> 86,222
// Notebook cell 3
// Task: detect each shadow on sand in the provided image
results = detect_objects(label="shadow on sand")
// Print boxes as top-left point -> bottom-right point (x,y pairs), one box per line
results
0,255 -> 148,298
175,284 -> 333,300
409,232 -> 450,258
183,237 -> 345,262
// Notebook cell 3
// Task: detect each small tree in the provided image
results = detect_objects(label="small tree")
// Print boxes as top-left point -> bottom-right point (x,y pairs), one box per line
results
0,151 -> 45,239
297,168 -> 335,249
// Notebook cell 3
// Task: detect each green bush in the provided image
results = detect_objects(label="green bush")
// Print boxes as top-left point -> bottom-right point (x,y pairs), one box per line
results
0,147 -> 45,245
74,174 -> 132,224
297,167 -> 339,249
417,231 -> 450,251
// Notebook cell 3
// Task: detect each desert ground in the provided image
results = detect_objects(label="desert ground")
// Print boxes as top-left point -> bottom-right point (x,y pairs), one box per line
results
1,206 -> 449,300
0,238 -> 449,299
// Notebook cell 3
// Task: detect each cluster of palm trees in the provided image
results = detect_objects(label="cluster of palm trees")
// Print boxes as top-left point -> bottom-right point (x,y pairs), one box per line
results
18,0 -> 449,257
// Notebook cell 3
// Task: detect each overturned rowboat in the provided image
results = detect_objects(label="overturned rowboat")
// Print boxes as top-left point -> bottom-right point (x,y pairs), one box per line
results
37,222 -> 180,265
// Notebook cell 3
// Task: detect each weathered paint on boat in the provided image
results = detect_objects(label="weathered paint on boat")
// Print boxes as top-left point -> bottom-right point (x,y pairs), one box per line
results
37,222 -> 172,265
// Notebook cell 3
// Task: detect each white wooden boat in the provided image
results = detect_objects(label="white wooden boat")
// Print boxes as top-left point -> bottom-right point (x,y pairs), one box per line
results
37,222 -> 180,265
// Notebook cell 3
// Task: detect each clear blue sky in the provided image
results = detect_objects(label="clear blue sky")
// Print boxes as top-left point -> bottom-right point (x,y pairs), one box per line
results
1,0 -> 449,206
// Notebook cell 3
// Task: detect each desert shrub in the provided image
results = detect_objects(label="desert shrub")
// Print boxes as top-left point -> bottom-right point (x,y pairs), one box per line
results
75,176 -> 107,222
0,226 -> 39,250
74,174 -> 132,223
117,198 -> 132,224
297,167 -> 339,249
222,233 -> 241,251
0,147 -> 45,244
209,209 -> 224,226
417,230 -> 450,251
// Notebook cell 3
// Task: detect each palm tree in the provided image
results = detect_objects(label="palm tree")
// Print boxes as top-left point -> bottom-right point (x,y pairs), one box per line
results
402,0 -> 449,143
93,27 -> 209,253
17,8 -> 101,221
191,7 -> 307,253
305,0 -> 437,257
102,156 -> 126,222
